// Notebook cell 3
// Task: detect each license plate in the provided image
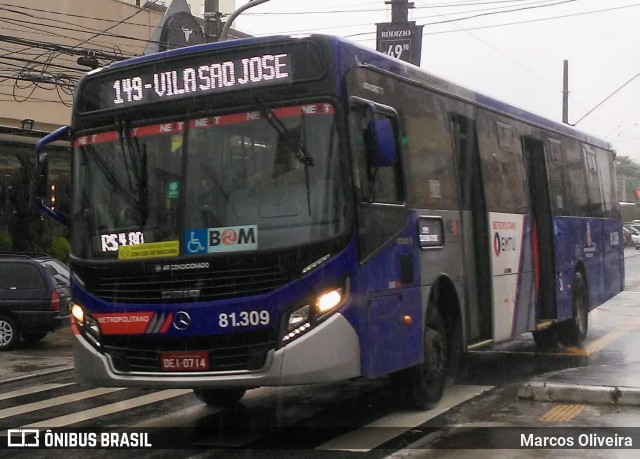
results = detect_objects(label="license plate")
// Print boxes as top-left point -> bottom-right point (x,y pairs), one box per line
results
160,351 -> 209,371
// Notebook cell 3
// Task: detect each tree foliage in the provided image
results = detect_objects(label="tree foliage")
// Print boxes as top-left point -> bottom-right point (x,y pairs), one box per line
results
615,155 -> 640,177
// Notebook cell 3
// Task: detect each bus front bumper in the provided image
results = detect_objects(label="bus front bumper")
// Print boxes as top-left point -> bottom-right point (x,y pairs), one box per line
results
73,313 -> 361,388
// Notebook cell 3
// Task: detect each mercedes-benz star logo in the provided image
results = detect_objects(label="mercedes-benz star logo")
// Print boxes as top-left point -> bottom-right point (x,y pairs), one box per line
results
173,311 -> 191,331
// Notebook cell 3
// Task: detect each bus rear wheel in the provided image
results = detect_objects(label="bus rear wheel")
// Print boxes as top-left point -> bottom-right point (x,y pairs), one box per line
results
532,327 -> 558,349
557,272 -> 588,346
193,388 -> 246,408
393,308 -> 447,410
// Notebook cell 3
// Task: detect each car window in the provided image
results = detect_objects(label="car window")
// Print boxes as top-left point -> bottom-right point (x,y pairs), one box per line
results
41,261 -> 70,286
43,264 -> 62,280
0,263 -> 46,289
44,259 -> 69,276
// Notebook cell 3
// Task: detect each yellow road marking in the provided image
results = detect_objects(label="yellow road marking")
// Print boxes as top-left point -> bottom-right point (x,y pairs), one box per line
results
561,319 -> 640,356
540,404 -> 585,422
470,318 -> 640,357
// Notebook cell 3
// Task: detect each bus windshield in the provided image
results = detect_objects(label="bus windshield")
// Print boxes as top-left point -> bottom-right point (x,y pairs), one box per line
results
71,102 -> 347,260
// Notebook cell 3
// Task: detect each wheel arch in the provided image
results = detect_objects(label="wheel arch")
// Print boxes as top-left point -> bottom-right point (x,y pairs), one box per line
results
426,275 -> 464,359
573,260 -> 590,310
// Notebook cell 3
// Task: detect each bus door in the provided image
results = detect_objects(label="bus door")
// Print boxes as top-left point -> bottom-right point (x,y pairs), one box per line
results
476,121 -> 536,342
450,115 -> 493,344
348,98 -> 422,378
522,137 -> 556,321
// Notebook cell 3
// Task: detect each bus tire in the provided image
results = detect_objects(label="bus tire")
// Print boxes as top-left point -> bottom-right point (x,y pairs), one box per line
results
446,317 -> 464,379
193,388 -> 246,407
532,327 -> 558,349
557,272 -> 588,346
395,308 -> 447,410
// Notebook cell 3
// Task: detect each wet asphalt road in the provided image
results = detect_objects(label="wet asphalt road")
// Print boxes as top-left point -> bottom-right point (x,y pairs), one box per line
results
1,247 -> 640,457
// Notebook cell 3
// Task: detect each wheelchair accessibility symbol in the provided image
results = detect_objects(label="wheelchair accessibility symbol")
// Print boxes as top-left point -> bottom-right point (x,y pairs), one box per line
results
185,229 -> 208,254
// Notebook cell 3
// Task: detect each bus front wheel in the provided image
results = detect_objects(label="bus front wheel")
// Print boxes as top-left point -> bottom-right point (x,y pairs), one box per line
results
193,388 -> 246,408
393,308 -> 447,410
557,272 -> 589,347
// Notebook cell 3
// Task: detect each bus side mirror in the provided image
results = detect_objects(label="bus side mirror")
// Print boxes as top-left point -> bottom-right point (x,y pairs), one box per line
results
366,118 -> 396,167
35,125 -> 70,225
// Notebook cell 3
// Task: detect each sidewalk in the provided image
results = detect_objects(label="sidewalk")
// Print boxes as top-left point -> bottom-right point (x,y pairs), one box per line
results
518,250 -> 640,407
518,362 -> 640,406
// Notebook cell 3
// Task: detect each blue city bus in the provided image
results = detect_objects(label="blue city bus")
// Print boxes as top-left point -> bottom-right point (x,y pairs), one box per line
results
36,34 -> 624,409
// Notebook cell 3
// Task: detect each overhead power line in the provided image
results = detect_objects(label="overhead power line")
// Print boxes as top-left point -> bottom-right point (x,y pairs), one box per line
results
341,2 -> 640,39
0,34 -> 120,60
571,70 -> 640,126
242,0 -> 581,36
241,0 -> 568,14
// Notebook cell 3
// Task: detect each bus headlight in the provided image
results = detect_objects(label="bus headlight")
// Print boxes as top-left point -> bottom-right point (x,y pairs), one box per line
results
282,278 -> 349,344
71,302 -> 101,346
85,315 -> 101,339
71,303 -> 84,324
317,288 -> 344,314
287,305 -> 310,331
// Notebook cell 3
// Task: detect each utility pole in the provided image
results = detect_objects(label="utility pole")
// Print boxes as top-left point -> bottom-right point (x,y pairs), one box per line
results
204,0 -> 223,42
377,0 -> 422,65
386,0 -> 413,23
562,60 -> 569,124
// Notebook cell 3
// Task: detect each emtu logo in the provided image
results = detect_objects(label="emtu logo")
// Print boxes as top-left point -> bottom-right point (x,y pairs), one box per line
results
208,225 -> 258,253
494,232 -> 501,257
494,232 -> 516,257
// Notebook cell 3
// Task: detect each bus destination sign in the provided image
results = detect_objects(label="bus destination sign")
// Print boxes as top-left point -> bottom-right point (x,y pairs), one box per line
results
109,52 -> 291,108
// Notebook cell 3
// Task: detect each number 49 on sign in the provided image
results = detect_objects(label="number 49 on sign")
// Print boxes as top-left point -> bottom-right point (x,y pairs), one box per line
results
385,43 -> 410,59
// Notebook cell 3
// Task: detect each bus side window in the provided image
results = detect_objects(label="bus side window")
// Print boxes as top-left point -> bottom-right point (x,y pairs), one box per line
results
477,119 -> 528,213
546,138 -> 570,214
595,148 -> 616,218
564,141 -> 589,216
583,145 -> 604,217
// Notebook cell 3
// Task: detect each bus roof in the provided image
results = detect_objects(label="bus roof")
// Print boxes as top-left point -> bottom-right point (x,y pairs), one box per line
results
98,34 -> 611,151
330,35 -> 612,151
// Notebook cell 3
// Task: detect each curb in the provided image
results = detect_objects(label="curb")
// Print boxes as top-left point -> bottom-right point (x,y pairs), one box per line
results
0,365 -> 73,386
518,381 -> 640,406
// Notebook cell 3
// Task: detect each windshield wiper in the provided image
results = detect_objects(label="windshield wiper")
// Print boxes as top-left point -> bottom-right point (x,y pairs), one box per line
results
254,97 -> 314,166
118,121 -> 149,227
254,98 -> 314,216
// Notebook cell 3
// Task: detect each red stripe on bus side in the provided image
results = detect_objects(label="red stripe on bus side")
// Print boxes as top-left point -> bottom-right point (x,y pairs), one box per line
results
159,313 -> 173,334
532,220 -> 540,300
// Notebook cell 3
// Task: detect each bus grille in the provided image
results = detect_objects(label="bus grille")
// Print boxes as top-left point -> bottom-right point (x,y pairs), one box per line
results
90,265 -> 290,304
102,331 -> 276,373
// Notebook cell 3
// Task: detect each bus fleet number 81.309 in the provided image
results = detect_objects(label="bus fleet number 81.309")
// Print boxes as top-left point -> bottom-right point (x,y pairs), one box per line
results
218,310 -> 270,328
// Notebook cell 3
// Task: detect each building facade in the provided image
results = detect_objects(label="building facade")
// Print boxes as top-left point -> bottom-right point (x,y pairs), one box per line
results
0,1 -> 163,255
120,0 -> 237,19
